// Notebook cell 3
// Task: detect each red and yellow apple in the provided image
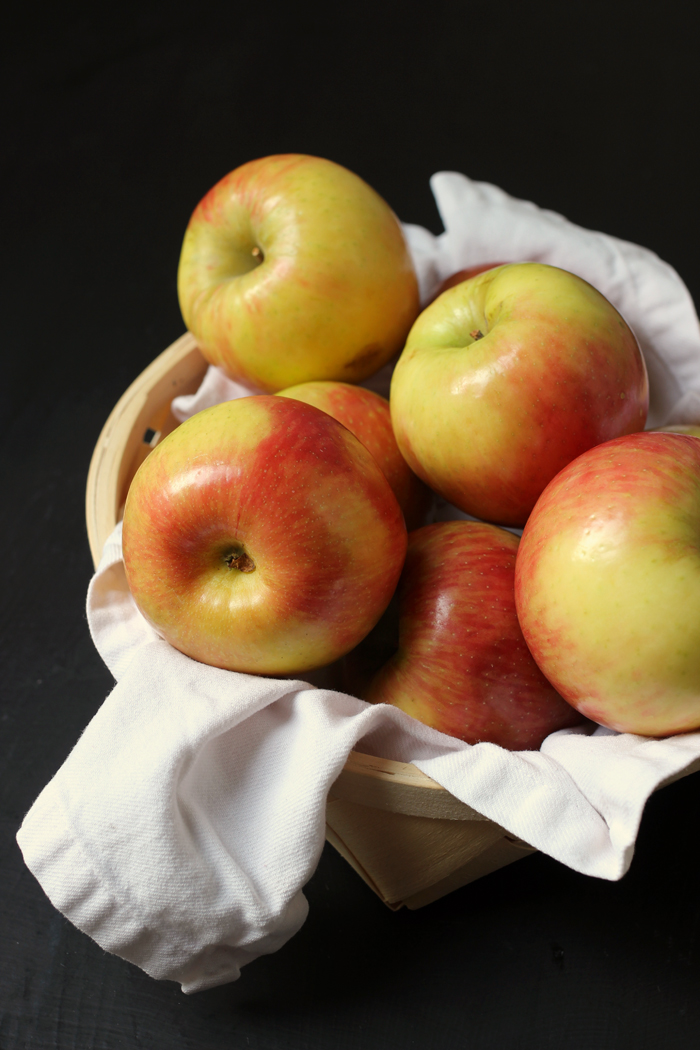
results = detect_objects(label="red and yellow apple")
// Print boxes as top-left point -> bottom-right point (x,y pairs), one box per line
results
122,396 -> 407,675
276,380 -> 432,529
515,432 -> 700,736
365,521 -> 583,749
177,154 -> 420,392
390,262 -> 649,527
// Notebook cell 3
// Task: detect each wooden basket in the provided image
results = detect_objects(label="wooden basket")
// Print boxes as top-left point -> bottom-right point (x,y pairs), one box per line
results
86,333 -> 536,911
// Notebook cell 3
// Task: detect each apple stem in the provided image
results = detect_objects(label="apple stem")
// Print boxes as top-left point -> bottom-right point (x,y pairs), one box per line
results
470,329 -> 484,340
225,550 -> 256,573
251,246 -> 264,264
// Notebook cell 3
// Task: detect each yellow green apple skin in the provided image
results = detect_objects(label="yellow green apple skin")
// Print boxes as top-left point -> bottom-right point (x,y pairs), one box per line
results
427,261 -> 506,303
365,521 -> 582,748
177,154 -> 420,392
390,263 -> 649,527
515,432 -> 700,736
276,380 -> 432,530
655,424 -> 700,439
122,396 -> 407,675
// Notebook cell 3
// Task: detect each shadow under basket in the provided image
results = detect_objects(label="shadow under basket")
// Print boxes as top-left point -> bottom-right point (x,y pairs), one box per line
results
86,331 -> 537,911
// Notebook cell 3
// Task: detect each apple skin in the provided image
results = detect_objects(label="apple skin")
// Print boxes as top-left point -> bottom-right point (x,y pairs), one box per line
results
122,396 -> 407,675
177,154 -> 420,392
364,521 -> 583,748
655,423 -> 700,439
390,262 -> 649,527
275,380 -> 432,530
514,432 -> 700,736
428,262 -> 506,303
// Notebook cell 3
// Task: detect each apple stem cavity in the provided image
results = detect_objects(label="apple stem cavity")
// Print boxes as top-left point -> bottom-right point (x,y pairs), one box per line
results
225,549 -> 256,573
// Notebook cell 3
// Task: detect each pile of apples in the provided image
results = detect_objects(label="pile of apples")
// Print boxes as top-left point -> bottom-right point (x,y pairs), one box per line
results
122,154 -> 700,748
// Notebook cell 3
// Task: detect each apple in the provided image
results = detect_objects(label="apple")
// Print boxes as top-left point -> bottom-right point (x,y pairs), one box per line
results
275,380 -> 432,529
177,154 -> 420,392
122,396 -> 407,675
390,262 -> 649,527
514,431 -> 700,736
364,520 -> 583,748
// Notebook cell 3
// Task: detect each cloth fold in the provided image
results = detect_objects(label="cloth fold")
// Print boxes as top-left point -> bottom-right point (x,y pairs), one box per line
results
17,172 -> 700,994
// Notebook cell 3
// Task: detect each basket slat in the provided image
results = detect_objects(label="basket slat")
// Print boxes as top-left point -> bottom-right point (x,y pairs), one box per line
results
85,332 -> 207,567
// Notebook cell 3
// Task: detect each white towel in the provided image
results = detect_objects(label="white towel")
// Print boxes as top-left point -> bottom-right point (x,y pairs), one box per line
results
17,173 -> 700,995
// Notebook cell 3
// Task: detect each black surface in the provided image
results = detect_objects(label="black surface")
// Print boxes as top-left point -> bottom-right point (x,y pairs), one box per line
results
3,3 -> 700,1047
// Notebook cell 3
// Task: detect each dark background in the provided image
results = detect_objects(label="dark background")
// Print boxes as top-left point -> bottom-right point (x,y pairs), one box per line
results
2,2 -> 700,1047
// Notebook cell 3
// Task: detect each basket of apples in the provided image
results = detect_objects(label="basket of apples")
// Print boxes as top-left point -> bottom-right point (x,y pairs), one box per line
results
44,153 -> 700,992
85,155 -> 700,912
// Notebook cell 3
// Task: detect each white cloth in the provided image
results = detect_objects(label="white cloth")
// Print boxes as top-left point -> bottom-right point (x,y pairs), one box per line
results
17,173 -> 700,995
